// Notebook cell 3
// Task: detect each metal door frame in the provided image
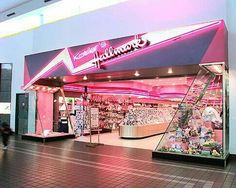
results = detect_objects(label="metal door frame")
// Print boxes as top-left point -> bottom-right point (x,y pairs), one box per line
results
15,93 -> 29,135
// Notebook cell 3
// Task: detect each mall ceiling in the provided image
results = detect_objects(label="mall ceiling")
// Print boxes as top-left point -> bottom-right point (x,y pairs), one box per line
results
0,0 -> 60,22
0,0 -> 30,13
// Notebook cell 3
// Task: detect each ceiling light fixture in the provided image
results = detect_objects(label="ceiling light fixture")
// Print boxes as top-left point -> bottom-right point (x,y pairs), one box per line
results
83,75 -> 88,80
134,71 -> 140,77
168,68 -> 173,74
107,75 -> 111,79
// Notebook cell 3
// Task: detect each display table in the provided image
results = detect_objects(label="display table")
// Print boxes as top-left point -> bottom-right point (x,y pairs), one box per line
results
119,123 -> 168,138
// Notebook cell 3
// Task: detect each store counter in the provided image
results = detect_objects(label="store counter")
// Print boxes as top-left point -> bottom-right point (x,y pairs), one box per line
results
119,123 -> 168,138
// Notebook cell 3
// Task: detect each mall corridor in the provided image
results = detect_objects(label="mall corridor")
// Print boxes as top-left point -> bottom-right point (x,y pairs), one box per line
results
0,137 -> 236,188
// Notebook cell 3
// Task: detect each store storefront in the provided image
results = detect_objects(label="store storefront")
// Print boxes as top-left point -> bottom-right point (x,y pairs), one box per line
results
22,20 -> 229,165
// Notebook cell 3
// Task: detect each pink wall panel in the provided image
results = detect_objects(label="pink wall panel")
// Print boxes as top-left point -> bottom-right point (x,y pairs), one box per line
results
159,85 -> 188,94
36,92 -> 53,134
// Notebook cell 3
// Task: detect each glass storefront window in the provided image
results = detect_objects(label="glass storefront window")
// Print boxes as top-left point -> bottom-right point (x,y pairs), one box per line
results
0,64 -> 12,124
155,66 -> 228,159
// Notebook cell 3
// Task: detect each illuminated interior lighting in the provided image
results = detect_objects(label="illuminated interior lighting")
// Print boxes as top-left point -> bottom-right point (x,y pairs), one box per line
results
35,86 -> 40,90
63,78 -> 66,82
53,76 -> 57,79
107,75 -> 112,79
201,62 -> 224,75
138,96 -> 146,98
0,0 -> 127,38
83,75 -> 88,80
168,68 -> 173,74
48,87 -> 52,91
134,71 -> 140,77
29,86 -> 34,90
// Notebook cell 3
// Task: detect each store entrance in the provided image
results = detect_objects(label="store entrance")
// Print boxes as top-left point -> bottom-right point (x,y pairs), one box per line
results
58,76 -> 194,150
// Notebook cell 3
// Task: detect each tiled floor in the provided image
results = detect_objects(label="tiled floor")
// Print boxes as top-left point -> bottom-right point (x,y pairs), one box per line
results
75,131 -> 163,150
0,136 -> 236,188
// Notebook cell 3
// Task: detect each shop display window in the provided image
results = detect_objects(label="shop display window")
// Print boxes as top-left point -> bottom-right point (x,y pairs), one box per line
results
155,66 -> 228,159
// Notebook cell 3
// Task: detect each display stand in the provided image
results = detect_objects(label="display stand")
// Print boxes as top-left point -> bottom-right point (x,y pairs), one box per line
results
60,88 -> 74,134
86,107 -> 104,147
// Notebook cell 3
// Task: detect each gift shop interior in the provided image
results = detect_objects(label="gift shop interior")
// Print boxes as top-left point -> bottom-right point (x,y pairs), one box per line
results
27,63 -> 227,154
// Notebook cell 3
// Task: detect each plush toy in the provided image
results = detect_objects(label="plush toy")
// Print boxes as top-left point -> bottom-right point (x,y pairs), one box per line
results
202,107 -> 222,125
188,147 -> 193,155
212,149 -> 221,157
176,127 -> 183,141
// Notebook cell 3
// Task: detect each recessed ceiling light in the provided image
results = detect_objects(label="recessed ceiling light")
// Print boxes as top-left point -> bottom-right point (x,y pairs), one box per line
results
107,75 -> 111,79
134,71 -> 140,77
83,75 -> 88,80
53,76 -> 57,79
168,68 -> 173,74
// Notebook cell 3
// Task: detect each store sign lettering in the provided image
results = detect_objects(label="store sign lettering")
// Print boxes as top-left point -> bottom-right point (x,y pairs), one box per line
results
73,42 -> 107,61
93,35 -> 149,68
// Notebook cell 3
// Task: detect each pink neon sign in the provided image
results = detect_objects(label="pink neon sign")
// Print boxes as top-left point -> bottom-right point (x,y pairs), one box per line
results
73,41 -> 108,61
93,35 -> 149,68
23,20 -> 225,90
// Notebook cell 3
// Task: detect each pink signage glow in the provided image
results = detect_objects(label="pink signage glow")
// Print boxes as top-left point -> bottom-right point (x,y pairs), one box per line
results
23,20 -> 226,90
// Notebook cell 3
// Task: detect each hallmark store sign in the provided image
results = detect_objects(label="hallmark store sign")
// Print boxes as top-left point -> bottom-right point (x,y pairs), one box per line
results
73,35 -> 149,69
24,35 -> 149,89
24,20 -> 225,88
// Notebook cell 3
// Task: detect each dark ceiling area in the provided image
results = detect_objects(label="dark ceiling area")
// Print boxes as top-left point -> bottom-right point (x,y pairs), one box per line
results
34,64 -> 200,87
